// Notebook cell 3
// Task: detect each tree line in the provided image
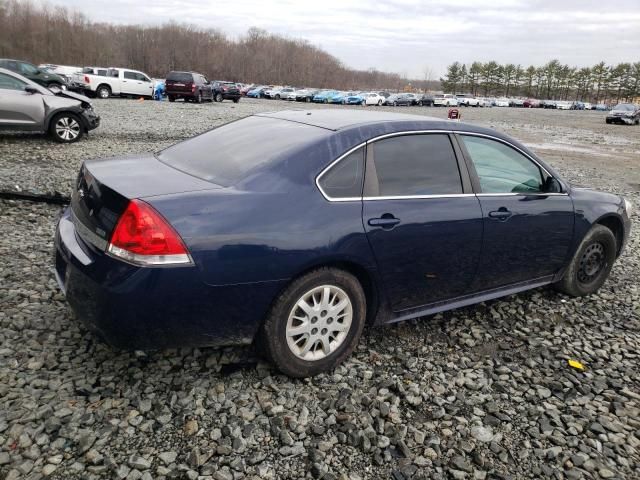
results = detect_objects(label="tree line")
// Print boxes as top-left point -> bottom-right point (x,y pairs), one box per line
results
440,60 -> 640,103
0,0 -> 437,91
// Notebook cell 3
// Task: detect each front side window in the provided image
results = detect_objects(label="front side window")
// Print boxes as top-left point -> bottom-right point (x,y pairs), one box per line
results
366,134 -> 463,197
460,135 -> 544,194
0,72 -> 26,91
19,62 -> 38,75
123,71 -> 136,80
318,147 -> 364,199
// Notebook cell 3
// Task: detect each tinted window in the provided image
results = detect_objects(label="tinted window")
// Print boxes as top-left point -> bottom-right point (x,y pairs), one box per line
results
167,72 -> 193,82
123,71 -> 137,80
20,62 -> 38,74
0,72 -> 26,90
367,134 -> 462,196
461,135 -> 543,193
318,147 -> 364,199
157,116 -> 330,186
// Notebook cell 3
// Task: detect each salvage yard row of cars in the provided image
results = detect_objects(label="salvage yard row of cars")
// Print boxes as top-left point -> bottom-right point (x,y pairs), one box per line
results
0,58 -> 639,144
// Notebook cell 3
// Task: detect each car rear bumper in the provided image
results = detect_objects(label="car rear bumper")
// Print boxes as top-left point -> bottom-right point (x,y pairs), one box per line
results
54,207 -> 285,350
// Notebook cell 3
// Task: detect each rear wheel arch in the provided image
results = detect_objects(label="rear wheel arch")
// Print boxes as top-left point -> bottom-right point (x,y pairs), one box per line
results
275,260 -> 380,327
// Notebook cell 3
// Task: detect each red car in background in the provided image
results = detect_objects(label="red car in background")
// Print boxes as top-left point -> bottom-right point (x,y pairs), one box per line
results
524,98 -> 541,108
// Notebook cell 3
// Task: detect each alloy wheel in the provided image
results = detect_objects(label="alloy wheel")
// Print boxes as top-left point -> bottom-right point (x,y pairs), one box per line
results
55,117 -> 81,141
285,285 -> 353,361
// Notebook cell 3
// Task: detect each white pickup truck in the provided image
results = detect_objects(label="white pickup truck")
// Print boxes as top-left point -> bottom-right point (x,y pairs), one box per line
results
75,67 -> 154,99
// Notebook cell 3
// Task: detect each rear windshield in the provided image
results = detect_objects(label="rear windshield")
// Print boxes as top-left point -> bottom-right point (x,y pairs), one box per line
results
167,72 -> 193,82
157,116 -> 329,186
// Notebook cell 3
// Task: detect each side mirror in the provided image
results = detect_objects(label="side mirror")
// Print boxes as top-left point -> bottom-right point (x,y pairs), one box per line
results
24,86 -> 39,94
543,176 -> 562,193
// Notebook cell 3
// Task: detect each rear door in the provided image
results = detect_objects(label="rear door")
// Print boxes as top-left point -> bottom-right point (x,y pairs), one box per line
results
0,72 -> 44,128
362,133 -> 483,311
457,134 -> 574,290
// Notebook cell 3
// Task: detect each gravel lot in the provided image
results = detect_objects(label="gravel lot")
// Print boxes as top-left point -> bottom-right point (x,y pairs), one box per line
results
1,98 -> 639,480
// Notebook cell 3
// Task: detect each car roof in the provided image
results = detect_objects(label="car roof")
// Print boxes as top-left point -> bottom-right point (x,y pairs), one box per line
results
256,109 -> 445,131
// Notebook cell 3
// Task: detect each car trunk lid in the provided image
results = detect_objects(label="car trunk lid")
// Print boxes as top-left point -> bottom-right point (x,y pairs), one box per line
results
71,154 -> 221,249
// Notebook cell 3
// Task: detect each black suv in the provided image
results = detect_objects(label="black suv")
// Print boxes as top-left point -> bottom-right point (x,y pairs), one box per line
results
211,81 -> 241,103
0,59 -> 67,89
165,71 -> 213,103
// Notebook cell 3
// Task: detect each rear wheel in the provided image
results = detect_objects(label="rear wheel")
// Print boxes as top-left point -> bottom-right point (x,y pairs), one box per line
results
168,95 -> 175,102
554,225 -> 616,297
259,268 -> 366,377
96,85 -> 111,99
49,112 -> 83,143
233,97 -> 240,103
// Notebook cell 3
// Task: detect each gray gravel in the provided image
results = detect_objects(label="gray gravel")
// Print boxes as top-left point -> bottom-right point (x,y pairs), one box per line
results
1,98 -> 639,479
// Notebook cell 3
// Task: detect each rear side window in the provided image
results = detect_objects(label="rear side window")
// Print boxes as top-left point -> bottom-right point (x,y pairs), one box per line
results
318,147 -> 364,199
157,116 -> 329,187
366,134 -> 462,197
167,72 -> 193,82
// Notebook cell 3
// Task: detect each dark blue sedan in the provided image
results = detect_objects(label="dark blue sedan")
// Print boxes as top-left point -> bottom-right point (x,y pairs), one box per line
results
54,110 -> 633,377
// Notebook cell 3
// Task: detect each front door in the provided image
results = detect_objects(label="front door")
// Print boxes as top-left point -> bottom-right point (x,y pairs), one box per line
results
0,72 -> 44,128
457,134 -> 574,291
362,133 -> 483,311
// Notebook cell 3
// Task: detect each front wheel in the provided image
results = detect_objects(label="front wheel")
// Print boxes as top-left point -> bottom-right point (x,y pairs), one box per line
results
259,268 -> 366,377
49,112 -> 84,143
215,93 -> 223,102
554,225 -> 616,297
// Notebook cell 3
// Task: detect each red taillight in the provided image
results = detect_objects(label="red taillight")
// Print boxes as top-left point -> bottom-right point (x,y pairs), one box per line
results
107,199 -> 192,266
84,75 -> 90,83
191,83 -> 196,92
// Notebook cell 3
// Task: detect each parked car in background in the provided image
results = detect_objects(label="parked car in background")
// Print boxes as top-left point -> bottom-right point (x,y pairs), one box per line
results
404,93 -> 420,105
76,67 -> 154,99
510,98 -> 525,107
477,97 -> 493,107
365,92 -> 385,106
456,94 -> 480,106
247,86 -> 267,98
240,84 -> 255,95
583,102 -> 593,110
313,90 -> 338,103
295,89 -> 319,102
378,91 -> 391,98
555,100 -> 573,110
595,103 -> 608,111
417,94 -> 434,106
0,59 -> 67,90
39,64 -> 81,84
263,87 -> 289,99
384,93 -> 412,106
523,98 -> 541,108
433,94 -> 458,106
0,67 -> 99,143
541,100 -> 557,109
69,67 -> 109,91
495,97 -> 510,107
54,109 -> 632,377
605,103 -> 640,125
211,81 -> 241,103
329,91 -> 352,104
345,92 -> 367,105
165,71 -> 212,103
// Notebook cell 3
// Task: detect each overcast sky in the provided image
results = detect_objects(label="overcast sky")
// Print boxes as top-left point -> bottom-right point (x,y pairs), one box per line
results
51,0 -> 640,78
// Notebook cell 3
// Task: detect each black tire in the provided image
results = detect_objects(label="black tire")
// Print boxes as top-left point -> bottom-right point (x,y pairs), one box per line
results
554,225 -> 616,297
49,112 -> 84,143
233,98 -> 240,103
215,93 -> 223,102
259,268 -> 366,377
96,85 -> 111,99
168,95 -> 175,102
323,99 -> 328,104
605,119 -> 611,124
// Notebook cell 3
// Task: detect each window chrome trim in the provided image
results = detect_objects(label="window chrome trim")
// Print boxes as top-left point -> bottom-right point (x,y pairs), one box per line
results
315,129 -> 569,202
315,142 -> 367,202
363,194 -> 475,201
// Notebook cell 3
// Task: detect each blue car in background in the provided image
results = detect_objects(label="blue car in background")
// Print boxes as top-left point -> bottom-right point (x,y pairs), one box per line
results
55,109 -> 633,377
328,91 -> 351,104
345,92 -> 367,105
312,90 -> 337,103
247,86 -> 266,98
